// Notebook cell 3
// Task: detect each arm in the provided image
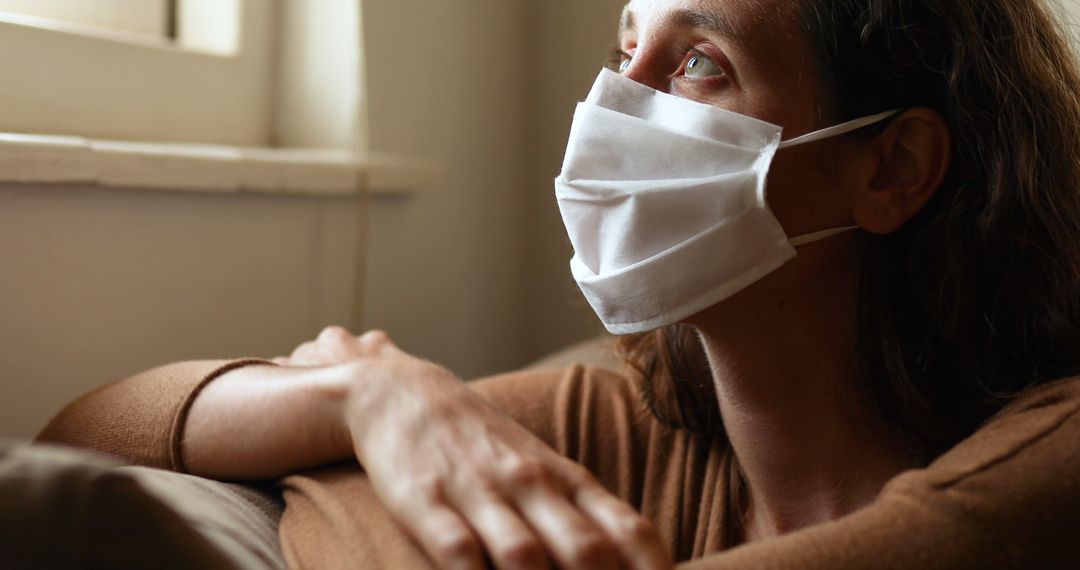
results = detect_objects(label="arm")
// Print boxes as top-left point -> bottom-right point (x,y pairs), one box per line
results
39,327 -> 672,570
180,363 -> 355,479
36,353 -> 377,479
192,329 -> 672,570
36,359 -> 269,471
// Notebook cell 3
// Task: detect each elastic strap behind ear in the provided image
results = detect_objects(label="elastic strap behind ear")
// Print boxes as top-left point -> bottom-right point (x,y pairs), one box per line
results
778,110 -> 900,149
789,225 -> 860,247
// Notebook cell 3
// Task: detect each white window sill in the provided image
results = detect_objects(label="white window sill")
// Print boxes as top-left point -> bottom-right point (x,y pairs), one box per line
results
0,132 -> 438,197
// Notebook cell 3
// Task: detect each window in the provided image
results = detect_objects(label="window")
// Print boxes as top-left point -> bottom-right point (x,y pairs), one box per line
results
0,0 -> 174,40
0,0 -> 270,145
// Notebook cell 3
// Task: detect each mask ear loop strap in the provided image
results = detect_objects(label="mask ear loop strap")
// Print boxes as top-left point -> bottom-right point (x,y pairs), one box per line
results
778,109 -> 901,149
789,225 -> 860,247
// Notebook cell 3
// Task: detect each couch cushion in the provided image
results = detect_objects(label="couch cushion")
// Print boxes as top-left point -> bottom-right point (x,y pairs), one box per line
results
120,464 -> 285,569
0,440 -> 285,569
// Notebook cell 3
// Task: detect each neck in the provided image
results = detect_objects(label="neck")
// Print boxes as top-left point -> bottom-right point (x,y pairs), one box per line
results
691,241 -> 919,542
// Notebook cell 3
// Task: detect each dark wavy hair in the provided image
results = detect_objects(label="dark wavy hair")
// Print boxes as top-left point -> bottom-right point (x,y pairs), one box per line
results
619,0 -> 1080,459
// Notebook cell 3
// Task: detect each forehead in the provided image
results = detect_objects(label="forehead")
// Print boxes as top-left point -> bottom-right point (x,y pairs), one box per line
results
621,0 -> 793,40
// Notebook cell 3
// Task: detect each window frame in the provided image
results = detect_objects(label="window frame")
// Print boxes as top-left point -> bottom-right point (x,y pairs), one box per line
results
0,0 -> 431,199
0,0 -> 174,39
0,0 -> 273,146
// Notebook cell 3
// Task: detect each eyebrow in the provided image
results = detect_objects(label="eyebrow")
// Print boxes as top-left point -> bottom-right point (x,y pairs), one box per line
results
619,7 -> 635,33
619,6 -> 739,41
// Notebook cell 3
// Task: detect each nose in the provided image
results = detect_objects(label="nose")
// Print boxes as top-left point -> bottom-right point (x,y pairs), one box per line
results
620,51 -> 670,93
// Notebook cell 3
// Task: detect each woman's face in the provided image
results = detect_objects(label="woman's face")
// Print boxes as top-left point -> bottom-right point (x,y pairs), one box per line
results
617,0 -> 863,239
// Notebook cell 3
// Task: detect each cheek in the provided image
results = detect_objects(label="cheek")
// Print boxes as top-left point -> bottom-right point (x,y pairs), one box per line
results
764,146 -> 852,236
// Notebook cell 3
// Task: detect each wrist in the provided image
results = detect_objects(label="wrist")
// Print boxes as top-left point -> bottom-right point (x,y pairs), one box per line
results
335,357 -> 465,467
309,362 -> 362,461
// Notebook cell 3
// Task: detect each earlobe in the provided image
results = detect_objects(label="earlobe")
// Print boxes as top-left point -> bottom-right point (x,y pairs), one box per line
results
853,107 -> 952,235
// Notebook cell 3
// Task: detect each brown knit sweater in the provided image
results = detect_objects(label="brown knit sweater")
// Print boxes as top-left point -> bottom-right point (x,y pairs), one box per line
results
38,361 -> 1080,569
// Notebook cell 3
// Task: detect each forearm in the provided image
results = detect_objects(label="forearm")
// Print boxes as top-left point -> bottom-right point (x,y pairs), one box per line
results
182,364 -> 355,480
37,360 -> 265,470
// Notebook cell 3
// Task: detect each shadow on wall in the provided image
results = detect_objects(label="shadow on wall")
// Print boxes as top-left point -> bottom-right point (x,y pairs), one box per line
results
359,0 -> 625,378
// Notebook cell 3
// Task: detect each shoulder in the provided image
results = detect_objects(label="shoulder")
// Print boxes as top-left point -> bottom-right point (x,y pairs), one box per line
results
880,375 -> 1080,566
920,374 -> 1080,483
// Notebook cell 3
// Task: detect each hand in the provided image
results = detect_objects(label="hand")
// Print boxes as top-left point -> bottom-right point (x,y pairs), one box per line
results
336,331 -> 673,570
274,325 -> 379,367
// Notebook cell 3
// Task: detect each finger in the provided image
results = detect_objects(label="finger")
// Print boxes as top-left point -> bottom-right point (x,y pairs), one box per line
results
317,325 -> 353,343
358,329 -> 396,354
457,499 -> 550,570
402,504 -> 486,570
290,341 -> 315,360
291,341 -> 334,366
574,487 -> 672,570
511,482 -> 620,570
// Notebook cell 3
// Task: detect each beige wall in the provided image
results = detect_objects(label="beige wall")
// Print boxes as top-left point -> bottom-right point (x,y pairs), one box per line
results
1066,0 -> 1080,50
521,0 -> 628,359
359,0 -> 626,377
0,185 -> 361,438
0,0 -> 629,437
358,0 -> 529,379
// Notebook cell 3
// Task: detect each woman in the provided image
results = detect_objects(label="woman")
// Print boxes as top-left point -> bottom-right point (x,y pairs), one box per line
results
40,0 -> 1080,568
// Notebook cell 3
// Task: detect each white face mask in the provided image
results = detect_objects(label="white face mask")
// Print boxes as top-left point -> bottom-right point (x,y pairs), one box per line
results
554,69 -> 897,334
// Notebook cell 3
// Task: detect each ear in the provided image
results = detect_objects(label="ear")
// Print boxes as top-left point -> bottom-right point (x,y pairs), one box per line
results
852,107 -> 952,235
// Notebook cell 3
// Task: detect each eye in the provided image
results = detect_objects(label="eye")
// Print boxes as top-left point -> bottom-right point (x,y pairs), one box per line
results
606,46 -> 634,74
683,51 -> 725,79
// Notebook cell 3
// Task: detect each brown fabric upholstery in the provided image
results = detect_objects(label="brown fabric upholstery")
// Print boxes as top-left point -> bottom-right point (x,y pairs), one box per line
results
121,466 -> 286,570
0,440 -> 237,569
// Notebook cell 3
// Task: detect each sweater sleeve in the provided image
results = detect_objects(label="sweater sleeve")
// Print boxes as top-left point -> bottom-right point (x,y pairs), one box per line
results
36,359 -> 273,472
679,374 -> 1080,570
